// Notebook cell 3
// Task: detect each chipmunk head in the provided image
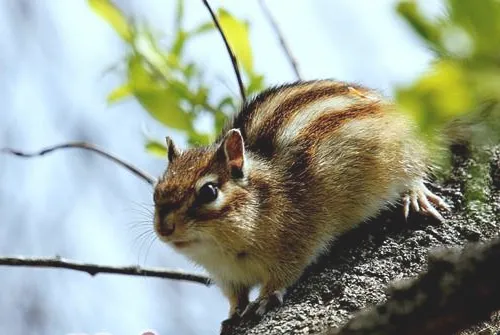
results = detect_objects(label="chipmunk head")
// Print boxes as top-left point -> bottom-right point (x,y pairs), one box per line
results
153,129 -> 257,254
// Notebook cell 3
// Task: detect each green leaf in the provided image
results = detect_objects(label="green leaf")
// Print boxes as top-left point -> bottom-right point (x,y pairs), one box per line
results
247,74 -> 264,95
214,110 -> 228,133
193,86 -> 209,106
128,55 -> 153,89
396,1 -> 441,52
191,21 -> 215,35
217,9 -> 254,75
136,30 -> 170,76
448,0 -> 500,57
396,60 -> 473,133
145,139 -> 168,157
107,83 -> 132,104
135,90 -> 192,131
187,131 -> 212,146
171,30 -> 188,57
168,78 -> 195,102
183,63 -> 197,79
217,96 -> 235,110
88,0 -> 132,42
128,56 -> 193,131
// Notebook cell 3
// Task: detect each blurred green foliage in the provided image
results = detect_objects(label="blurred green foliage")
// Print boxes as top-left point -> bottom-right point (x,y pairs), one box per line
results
397,0 -> 500,206
89,0 -> 264,155
396,0 -> 500,143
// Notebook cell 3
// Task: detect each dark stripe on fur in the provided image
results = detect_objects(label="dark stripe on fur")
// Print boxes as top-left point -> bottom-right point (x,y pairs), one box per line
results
298,102 -> 382,143
247,82 -> 349,158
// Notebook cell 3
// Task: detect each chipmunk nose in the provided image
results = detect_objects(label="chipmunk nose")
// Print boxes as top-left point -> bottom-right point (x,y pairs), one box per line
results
157,209 -> 175,237
161,225 -> 175,236
158,220 -> 175,237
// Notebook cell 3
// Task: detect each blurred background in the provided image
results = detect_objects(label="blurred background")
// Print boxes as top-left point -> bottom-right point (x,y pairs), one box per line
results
0,0 -> 441,334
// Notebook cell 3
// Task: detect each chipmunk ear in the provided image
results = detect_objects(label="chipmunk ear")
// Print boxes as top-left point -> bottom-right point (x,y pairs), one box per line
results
165,136 -> 181,163
220,129 -> 245,179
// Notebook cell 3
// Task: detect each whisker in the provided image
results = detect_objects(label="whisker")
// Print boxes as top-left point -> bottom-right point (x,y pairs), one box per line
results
127,220 -> 153,227
126,206 -> 154,217
131,222 -> 153,230
132,232 -> 156,264
130,200 -> 155,210
142,235 -> 158,265
139,234 -> 157,265
131,230 -> 153,249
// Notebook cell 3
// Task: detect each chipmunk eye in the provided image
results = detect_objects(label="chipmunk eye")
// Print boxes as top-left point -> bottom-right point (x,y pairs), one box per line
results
197,183 -> 218,204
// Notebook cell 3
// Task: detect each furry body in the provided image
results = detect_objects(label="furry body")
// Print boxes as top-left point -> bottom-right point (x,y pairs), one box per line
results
153,80 -> 446,318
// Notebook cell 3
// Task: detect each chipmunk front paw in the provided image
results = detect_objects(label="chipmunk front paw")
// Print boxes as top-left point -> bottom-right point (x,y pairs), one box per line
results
402,181 -> 450,222
220,316 -> 240,335
241,289 -> 285,318
221,313 -> 241,326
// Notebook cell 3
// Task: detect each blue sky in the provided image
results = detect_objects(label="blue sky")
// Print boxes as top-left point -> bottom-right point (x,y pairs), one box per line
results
0,1 -> 440,334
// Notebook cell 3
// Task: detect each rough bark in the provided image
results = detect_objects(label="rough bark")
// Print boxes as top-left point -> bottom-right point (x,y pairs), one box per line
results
328,236 -> 500,335
224,145 -> 500,335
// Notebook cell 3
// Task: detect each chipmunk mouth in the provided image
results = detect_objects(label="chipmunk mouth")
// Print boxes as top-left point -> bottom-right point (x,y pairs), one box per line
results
171,239 -> 199,248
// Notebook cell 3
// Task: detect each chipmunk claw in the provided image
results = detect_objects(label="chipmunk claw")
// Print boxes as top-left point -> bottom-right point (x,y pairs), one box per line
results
241,290 -> 284,318
221,313 -> 241,326
220,310 -> 244,335
220,317 -> 239,335
403,182 -> 449,222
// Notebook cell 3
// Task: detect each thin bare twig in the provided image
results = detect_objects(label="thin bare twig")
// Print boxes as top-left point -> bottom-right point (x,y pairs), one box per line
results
0,256 -> 211,286
1,142 -> 156,186
201,0 -> 246,102
258,0 -> 302,80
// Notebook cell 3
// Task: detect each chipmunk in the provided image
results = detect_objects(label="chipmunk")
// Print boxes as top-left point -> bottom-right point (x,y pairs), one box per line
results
153,79 -> 449,321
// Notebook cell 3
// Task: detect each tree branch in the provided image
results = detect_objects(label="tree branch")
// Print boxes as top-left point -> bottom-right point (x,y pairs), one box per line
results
1,142 -> 156,186
0,256 -> 211,286
329,236 -> 500,335
201,0 -> 246,102
257,0 -> 302,80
